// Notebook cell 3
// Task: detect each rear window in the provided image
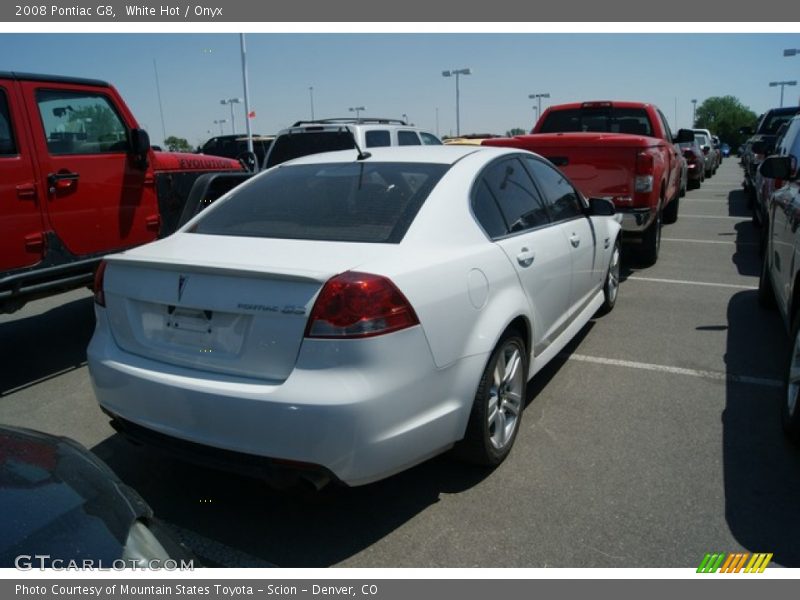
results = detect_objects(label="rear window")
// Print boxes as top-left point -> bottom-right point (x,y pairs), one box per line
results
265,130 -> 354,168
191,162 -> 449,244
539,107 -> 653,136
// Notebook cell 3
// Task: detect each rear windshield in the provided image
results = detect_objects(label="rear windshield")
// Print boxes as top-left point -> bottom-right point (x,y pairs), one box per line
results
191,162 -> 449,244
760,111 -> 800,135
265,131 -> 355,168
539,107 -> 653,136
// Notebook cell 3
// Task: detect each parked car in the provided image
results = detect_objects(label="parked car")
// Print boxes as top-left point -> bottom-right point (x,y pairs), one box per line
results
483,100 -> 694,265
752,122 -> 790,231
443,134 -> 501,145
88,145 -> 621,489
200,134 -> 275,169
721,142 -> 731,157
0,71 -> 242,314
741,106 -> 800,199
263,118 -> 442,169
692,130 -> 719,178
0,425 -> 194,568
679,140 -> 706,190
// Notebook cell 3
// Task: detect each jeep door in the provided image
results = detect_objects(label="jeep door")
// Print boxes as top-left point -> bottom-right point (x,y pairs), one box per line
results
0,79 -> 46,272
21,81 -> 158,258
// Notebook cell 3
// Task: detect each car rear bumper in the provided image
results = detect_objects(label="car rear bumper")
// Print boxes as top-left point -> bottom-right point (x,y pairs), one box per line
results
88,307 -> 485,486
617,207 -> 656,233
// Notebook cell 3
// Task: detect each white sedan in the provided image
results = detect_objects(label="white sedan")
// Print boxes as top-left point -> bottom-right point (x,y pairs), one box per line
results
88,145 -> 621,487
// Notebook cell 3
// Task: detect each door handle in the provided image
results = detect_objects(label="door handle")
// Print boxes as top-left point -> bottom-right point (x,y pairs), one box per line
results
516,247 -> 535,267
569,234 -> 581,248
16,183 -> 37,199
47,171 -> 80,194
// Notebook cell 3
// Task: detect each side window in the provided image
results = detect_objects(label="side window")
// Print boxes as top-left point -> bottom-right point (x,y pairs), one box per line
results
0,89 -> 17,156
786,120 -> 800,159
365,130 -> 390,148
36,89 -> 129,155
420,132 -> 442,145
523,158 -> 584,221
398,130 -> 422,146
472,180 -> 508,239
478,157 -> 550,234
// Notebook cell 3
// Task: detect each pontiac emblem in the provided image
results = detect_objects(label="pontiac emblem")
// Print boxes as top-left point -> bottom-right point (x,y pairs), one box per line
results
177,275 -> 188,301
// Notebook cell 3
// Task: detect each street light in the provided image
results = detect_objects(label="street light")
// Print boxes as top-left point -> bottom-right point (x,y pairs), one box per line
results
769,81 -> 797,108
349,106 -> 366,120
220,97 -> 242,134
691,99 -> 697,126
532,105 -> 539,125
528,92 -> 550,122
213,119 -> 227,135
309,86 -> 315,120
442,68 -> 472,136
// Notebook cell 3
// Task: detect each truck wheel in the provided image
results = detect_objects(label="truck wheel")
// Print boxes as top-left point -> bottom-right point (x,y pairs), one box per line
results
783,311 -> 800,444
662,197 -> 679,224
457,330 -> 527,466
638,208 -> 662,266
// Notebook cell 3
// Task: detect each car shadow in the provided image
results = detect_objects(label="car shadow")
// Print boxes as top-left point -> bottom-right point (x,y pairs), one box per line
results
727,188 -> 751,219
723,290 -> 800,566
731,221 -> 761,278
0,294 -> 94,396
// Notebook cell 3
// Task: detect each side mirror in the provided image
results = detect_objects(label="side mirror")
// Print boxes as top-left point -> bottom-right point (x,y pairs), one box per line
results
674,128 -> 695,143
760,156 -> 794,180
702,146 -> 710,155
129,128 -> 150,169
588,197 -> 616,217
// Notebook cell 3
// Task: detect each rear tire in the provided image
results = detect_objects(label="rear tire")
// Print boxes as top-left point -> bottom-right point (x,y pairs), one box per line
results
758,249 -> 776,309
457,331 -> 527,466
662,197 -> 679,224
637,206 -> 662,266
597,239 -> 621,315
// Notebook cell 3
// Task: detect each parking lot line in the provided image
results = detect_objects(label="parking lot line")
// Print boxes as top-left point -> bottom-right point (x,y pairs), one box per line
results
564,353 -> 782,388
625,276 -> 757,290
169,524 -> 276,567
661,238 -> 758,246
681,198 -> 736,202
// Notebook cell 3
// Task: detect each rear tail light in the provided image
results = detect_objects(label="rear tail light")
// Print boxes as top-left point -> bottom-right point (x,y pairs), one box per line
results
94,260 -> 108,307
635,151 -> 654,193
581,101 -> 612,109
305,271 -> 419,339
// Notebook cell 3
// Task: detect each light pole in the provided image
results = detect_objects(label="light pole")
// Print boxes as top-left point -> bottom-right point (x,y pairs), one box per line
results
239,34 -> 254,160
152,58 -> 167,145
532,105 -> 539,125
442,68 -> 472,136
435,107 -> 439,137
402,113 -> 409,124
769,80 -> 797,108
220,97 -> 242,134
528,93 -> 550,123
349,106 -> 366,120
309,86 -> 315,120
691,99 -> 697,126
213,119 -> 227,135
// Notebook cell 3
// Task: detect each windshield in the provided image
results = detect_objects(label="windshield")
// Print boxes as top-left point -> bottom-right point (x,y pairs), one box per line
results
191,162 -> 450,244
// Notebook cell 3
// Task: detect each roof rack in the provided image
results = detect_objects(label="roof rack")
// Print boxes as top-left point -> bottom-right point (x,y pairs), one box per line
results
291,117 -> 408,126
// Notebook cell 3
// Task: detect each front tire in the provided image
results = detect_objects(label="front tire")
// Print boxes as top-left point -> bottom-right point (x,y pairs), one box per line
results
663,196 -> 680,224
458,331 -> 528,466
783,314 -> 800,444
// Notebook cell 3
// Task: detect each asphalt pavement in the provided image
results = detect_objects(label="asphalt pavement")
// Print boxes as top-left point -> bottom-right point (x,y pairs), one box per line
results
1,157 -> 799,568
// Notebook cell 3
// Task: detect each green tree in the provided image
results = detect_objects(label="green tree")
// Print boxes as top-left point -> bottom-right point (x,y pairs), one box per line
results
506,127 -> 527,136
695,96 -> 758,148
67,105 -> 123,141
163,136 -> 193,152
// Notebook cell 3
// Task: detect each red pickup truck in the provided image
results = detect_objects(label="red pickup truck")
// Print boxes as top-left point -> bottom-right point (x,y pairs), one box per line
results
484,101 -> 694,265
0,72 -> 242,313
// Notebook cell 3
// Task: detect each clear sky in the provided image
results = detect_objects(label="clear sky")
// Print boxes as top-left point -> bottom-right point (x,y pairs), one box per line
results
2,32 -> 800,147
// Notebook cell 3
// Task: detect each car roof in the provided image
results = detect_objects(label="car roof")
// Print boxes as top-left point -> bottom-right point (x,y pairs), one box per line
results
274,145 -> 507,167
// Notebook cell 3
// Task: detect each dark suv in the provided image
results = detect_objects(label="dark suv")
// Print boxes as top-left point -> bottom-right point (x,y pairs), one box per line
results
200,134 -> 274,167
741,106 -> 800,198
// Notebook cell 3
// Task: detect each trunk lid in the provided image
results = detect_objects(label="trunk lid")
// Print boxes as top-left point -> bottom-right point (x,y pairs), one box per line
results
103,233 -> 394,381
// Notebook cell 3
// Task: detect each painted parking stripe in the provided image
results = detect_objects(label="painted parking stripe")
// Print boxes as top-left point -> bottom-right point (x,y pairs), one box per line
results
662,238 -> 758,246
625,276 -> 757,290
564,353 -> 782,388
682,197 -> 737,202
